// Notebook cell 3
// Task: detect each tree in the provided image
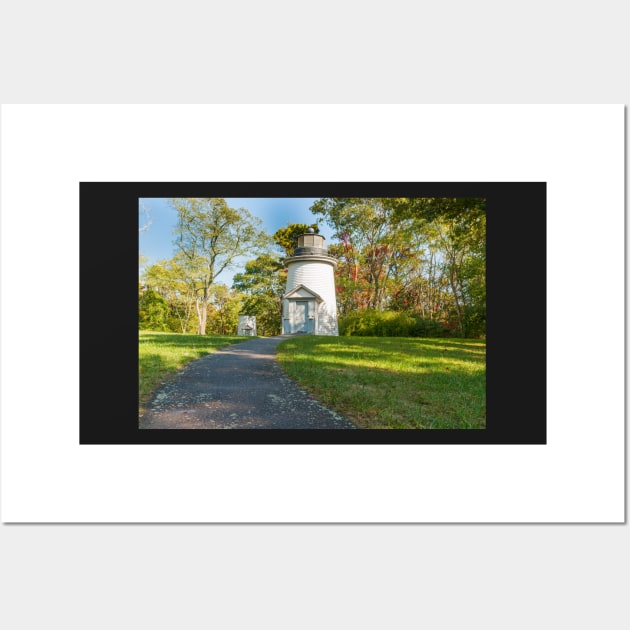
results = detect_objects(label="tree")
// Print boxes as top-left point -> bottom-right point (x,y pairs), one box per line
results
273,223 -> 319,257
391,197 -> 486,225
171,198 -> 270,335
206,285 -> 243,335
311,197 -> 486,337
232,254 -> 286,336
139,289 -> 169,330
142,257 -> 198,333
392,198 -> 486,336
310,198 -> 414,310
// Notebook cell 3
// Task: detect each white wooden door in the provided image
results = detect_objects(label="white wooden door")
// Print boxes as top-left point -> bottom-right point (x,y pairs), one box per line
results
294,301 -> 307,332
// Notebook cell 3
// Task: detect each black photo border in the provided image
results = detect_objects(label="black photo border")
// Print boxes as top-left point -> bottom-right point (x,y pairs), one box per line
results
79,182 -> 546,445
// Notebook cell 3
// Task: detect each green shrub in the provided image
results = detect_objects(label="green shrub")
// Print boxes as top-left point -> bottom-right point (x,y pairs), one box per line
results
408,316 -> 453,338
462,305 -> 486,338
339,309 -> 451,337
139,290 -> 170,331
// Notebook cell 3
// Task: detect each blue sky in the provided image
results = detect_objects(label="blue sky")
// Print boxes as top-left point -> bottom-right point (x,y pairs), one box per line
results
139,197 -> 334,286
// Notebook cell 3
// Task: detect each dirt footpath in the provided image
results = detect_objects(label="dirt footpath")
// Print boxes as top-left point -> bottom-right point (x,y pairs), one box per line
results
139,335 -> 357,430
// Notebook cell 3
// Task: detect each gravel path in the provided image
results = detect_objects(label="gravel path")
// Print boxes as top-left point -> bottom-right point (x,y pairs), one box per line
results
139,335 -> 357,430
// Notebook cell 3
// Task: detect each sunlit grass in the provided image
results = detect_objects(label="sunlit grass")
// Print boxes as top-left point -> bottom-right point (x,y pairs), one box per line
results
276,336 -> 485,429
139,331 -> 252,412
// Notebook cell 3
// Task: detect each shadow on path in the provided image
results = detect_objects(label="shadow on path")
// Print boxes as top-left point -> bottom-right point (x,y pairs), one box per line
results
139,335 -> 357,430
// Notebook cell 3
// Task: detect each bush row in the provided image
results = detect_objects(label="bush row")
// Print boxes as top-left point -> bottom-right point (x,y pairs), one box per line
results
339,310 -> 453,338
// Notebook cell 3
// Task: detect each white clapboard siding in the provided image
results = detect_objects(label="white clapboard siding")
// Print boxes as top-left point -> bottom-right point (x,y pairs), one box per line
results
284,257 -> 338,335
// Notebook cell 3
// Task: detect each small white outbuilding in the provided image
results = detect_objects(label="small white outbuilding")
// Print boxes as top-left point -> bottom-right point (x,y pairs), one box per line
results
237,315 -> 257,336
282,228 -> 338,336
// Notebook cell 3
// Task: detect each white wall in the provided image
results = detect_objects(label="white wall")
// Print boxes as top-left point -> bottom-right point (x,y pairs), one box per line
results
237,315 -> 256,336
285,258 -> 338,335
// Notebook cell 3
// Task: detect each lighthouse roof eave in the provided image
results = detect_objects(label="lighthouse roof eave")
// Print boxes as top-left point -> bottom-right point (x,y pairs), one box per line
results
283,284 -> 325,303
284,253 -> 338,268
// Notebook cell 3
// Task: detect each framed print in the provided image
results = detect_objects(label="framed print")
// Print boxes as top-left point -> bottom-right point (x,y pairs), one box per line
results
79,181 -> 546,446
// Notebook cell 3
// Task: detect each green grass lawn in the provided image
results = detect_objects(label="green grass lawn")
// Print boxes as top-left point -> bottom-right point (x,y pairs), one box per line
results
276,336 -> 486,429
139,331 -> 252,412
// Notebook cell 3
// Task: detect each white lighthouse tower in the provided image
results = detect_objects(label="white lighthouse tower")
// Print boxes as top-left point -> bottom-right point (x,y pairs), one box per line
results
282,228 -> 339,336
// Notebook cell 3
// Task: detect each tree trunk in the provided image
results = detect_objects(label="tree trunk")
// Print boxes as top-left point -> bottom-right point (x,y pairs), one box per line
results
196,297 -> 208,335
449,264 -> 464,337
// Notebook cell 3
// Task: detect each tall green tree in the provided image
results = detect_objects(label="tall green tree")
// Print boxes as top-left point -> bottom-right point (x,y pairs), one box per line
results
232,254 -> 286,336
311,197 -> 486,337
206,285 -> 243,335
138,289 -> 169,330
310,198 -> 414,310
391,197 -> 486,225
273,223 -> 319,257
392,198 -> 486,336
142,256 -> 198,333
171,198 -> 269,335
